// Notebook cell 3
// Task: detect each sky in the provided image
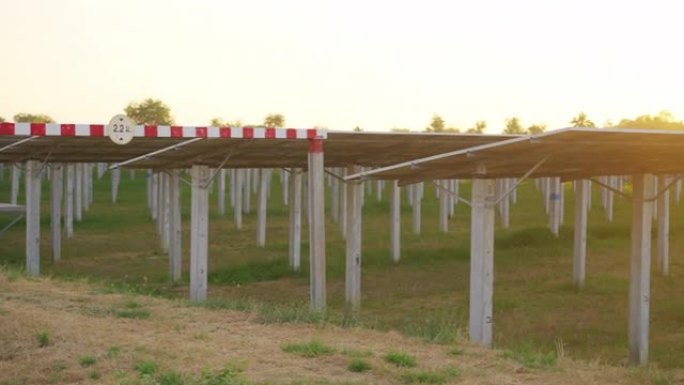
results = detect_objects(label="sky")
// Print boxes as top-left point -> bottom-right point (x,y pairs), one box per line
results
1,0 -> 683,133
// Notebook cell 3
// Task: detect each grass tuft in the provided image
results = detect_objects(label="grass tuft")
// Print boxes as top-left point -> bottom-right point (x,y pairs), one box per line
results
384,351 -> 417,368
209,259 -> 295,285
34,330 -> 50,347
79,354 -> 96,367
348,358 -> 371,373
115,308 -> 151,319
134,360 -> 158,376
282,340 -> 335,358
401,367 -> 460,384
501,342 -> 557,369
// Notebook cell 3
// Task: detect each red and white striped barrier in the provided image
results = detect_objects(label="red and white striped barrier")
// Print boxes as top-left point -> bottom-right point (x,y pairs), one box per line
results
0,122 -> 326,140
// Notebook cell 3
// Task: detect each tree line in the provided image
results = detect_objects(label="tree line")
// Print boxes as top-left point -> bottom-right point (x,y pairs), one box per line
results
4,98 -> 684,133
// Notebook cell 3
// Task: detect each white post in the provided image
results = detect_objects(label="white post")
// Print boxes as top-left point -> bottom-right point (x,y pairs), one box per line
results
161,172 -> 170,253
218,169 -> 226,216
308,139 -> 326,311
234,169 -> 243,229
439,180 -> 448,232
111,167 -> 120,204
289,169 -> 302,271
676,177 -> 682,204
243,168 -> 251,214
345,166 -> 362,311
549,177 -> 561,236
256,168 -> 269,247
629,173 -> 654,365
331,171 -> 339,223
25,160 -> 42,276
573,179 -> 589,288
497,179 -> 510,229
469,175 -> 495,346
190,165 -> 210,302
390,180 -> 401,262
412,183 -> 422,234
97,162 -> 106,179
75,163 -> 83,222
657,175 -> 669,275
11,164 -> 20,205
229,169 -> 236,208
64,164 -> 74,238
169,170 -> 182,282
50,164 -> 63,262
376,180 -> 383,202
606,176 -> 615,222
339,168 -> 347,239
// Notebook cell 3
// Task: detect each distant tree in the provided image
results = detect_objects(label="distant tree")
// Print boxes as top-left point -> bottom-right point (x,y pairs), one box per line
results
210,117 -> 224,127
603,119 -> 614,128
527,124 -> 546,135
264,113 -> 285,128
466,121 -> 486,134
0,116 -> 4,123
124,98 -> 173,125
570,112 -> 595,128
211,118 -> 243,127
390,127 -> 411,133
13,113 -> 54,123
615,110 -> 684,130
425,114 -> 445,132
503,117 -> 525,134
353,126 -> 363,132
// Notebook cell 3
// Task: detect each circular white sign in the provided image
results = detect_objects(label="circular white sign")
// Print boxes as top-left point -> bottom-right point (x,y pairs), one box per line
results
107,114 -> 135,145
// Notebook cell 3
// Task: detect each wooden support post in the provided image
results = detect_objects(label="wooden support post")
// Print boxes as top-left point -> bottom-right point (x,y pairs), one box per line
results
289,169 -> 302,271
11,164 -> 20,205
345,166 -> 362,310
657,175 -> 669,275
218,169 -> 226,216
629,173 -> 654,365
64,164 -> 74,238
111,168 -> 120,204
50,164 -> 62,262
190,165 -> 210,302
234,169 -> 243,229
308,139 -> 326,311
75,163 -> 83,222
25,160 -> 42,276
169,170 -> 182,282
469,176 -> 495,346
390,180 -> 401,263
256,168 -> 269,247
573,179 -> 589,288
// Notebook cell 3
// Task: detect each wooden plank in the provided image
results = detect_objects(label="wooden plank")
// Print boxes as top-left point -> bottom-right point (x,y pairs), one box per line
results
345,166 -> 362,311
629,173 -> 654,365
25,160 -> 41,276
573,179 -> 589,288
190,165 -> 210,302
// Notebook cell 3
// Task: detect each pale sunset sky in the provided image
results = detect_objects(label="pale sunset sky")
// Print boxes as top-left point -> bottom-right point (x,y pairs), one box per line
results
1,0 -> 683,133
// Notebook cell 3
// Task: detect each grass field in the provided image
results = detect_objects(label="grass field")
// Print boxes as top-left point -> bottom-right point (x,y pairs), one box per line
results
1,167 -> 683,374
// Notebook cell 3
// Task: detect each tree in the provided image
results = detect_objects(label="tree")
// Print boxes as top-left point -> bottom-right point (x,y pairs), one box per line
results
0,116 -> 4,123
503,117 -> 525,134
264,113 -> 285,128
425,114 -> 445,132
570,112 -> 595,128
353,126 -> 363,132
13,113 -> 54,123
466,121 -> 486,134
124,98 -> 173,125
527,124 -> 546,135
615,110 -> 684,130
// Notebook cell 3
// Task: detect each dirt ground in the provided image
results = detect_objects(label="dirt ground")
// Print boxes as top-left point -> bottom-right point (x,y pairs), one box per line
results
0,272 -> 679,385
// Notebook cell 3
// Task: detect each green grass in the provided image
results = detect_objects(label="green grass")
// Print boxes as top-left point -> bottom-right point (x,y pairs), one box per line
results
79,354 -> 97,367
348,358 -> 371,372
2,172 -> 684,370
282,340 -> 336,358
134,360 -> 158,376
34,330 -> 50,347
401,367 -> 460,384
384,351 -> 417,368
500,342 -> 557,369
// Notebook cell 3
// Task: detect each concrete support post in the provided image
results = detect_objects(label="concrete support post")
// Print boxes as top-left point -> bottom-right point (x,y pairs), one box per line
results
218,169 -> 226,216
25,160 -> 42,276
469,176 -> 495,346
65,164 -> 74,238
289,169 -> 302,271
308,139 -> 326,311
190,165 -> 210,302
169,170 -> 182,282
657,176 -> 670,275
629,173 -> 654,365
412,183 -> 422,234
11,164 -> 20,205
51,164 -> 63,262
256,168 -> 269,247
390,180 -> 401,263
111,168 -> 120,204
345,166 -> 362,311
75,163 -> 83,222
234,169 -> 243,229
549,177 -> 561,236
573,179 -> 589,288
